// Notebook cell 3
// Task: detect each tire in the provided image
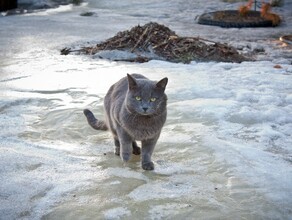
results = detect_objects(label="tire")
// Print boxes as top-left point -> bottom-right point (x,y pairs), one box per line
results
198,10 -> 273,28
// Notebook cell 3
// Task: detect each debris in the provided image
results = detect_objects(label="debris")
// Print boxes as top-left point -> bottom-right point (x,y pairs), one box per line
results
280,35 -> 292,45
61,22 -> 251,63
80,11 -> 96,17
273,64 -> 282,69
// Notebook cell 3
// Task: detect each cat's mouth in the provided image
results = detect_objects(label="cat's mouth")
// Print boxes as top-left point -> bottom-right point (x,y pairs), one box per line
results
140,114 -> 153,118
140,112 -> 152,116
138,110 -> 154,117
137,107 -> 152,116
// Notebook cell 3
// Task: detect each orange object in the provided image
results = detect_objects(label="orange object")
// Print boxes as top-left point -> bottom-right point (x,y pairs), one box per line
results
273,64 -> 282,69
239,0 -> 253,17
261,3 -> 281,26
261,2 -> 271,17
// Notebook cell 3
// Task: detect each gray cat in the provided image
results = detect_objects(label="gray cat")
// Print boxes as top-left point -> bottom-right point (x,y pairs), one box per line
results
84,74 -> 168,170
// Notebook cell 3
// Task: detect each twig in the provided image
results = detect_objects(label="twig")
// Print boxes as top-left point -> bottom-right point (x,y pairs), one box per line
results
152,41 -> 168,49
60,47 -> 84,55
131,26 -> 149,52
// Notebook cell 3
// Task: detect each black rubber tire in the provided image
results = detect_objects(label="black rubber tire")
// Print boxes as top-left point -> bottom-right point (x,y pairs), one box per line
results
198,10 -> 273,28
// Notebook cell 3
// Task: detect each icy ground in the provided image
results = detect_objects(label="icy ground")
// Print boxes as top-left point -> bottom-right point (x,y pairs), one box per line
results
0,0 -> 292,219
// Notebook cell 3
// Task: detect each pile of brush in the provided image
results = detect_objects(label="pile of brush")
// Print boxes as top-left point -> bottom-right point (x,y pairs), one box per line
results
61,22 -> 250,63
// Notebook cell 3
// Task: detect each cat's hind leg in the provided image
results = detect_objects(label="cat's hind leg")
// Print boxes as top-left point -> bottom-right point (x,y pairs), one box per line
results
114,139 -> 140,156
132,141 -> 141,155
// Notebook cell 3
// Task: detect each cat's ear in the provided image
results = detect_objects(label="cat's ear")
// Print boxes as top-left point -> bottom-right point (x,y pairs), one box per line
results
156,77 -> 168,91
127,74 -> 138,90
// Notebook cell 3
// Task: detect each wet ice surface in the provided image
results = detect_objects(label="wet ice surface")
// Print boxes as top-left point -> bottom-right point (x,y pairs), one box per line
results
1,0 -> 292,219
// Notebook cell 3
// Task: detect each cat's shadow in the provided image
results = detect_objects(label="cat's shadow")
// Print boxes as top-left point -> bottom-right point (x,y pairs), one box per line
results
94,151 -> 184,180
95,151 -> 142,171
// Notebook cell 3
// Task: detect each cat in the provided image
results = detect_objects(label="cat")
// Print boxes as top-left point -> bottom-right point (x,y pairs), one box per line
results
84,74 -> 168,170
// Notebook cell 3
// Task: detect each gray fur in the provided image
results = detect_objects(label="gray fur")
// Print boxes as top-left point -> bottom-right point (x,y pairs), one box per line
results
84,74 -> 168,170
83,109 -> 107,131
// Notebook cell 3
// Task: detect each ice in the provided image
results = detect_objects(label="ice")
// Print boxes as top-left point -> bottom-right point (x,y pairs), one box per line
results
105,167 -> 149,181
103,207 -> 131,220
93,50 -> 161,61
0,0 -> 292,219
128,179 -> 193,202
149,203 -> 192,219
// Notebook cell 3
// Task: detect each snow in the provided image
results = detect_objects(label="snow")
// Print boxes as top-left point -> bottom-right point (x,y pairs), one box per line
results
103,207 -> 131,220
0,0 -> 292,219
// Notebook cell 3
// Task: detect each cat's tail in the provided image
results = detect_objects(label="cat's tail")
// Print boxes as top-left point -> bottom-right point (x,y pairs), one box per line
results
83,109 -> 108,131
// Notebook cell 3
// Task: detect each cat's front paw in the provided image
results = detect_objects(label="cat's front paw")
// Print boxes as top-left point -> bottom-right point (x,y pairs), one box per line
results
122,152 -> 131,162
142,162 -> 154,170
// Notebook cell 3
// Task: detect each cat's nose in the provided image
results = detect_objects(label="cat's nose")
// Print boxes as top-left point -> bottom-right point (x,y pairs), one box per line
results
142,107 -> 148,112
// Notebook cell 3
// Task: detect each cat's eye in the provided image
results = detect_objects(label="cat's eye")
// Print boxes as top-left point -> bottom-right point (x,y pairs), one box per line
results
150,97 -> 156,102
135,96 -> 142,101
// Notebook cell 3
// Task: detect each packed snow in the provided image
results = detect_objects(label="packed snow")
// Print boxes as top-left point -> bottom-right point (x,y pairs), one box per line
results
0,0 -> 291,219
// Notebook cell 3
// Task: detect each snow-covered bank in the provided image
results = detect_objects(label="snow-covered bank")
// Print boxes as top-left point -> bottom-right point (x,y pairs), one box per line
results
0,0 -> 291,219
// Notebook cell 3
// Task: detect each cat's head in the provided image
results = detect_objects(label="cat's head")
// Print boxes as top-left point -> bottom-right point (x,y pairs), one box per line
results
126,74 -> 168,116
